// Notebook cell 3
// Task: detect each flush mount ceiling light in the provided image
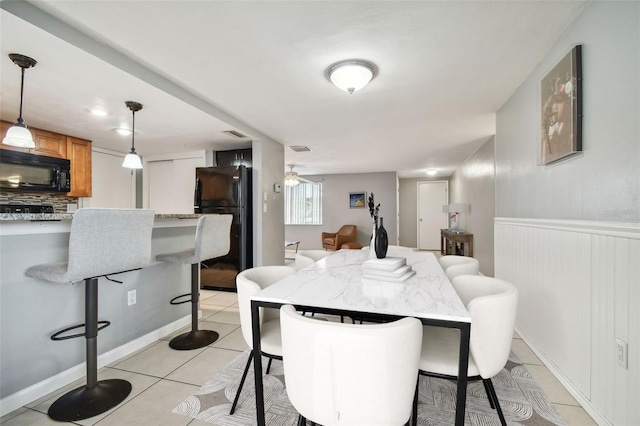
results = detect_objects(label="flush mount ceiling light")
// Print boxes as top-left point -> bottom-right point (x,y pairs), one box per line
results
2,53 -> 37,148
426,169 -> 438,176
122,101 -> 143,169
327,59 -> 377,94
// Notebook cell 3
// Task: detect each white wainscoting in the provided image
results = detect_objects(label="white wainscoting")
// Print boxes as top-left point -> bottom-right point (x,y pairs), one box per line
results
495,218 -> 639,426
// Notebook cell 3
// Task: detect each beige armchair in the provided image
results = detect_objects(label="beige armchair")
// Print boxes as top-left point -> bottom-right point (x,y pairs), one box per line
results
321,225 -> 357,250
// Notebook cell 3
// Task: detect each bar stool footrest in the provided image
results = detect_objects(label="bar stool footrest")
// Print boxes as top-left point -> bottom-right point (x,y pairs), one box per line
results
51,321 -> 111,341
48,378 -> 132,422
169,330 -> 219,350
170,293 -> 192,305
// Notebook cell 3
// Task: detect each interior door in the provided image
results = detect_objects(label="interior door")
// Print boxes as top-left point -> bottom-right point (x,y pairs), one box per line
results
417,181 -> 448,250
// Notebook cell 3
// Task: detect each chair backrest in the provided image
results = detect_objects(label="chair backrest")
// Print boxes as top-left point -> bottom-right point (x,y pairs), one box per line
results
236,266 -> 296,348
337,225 -> 357,236
438,255 -> 479,272
295,250 -> 331,270
280,304 -> 422,426
451,275 -> 518,379
193,214 -> 233,262
445,261 -> 479,280
66,208 -> 155,281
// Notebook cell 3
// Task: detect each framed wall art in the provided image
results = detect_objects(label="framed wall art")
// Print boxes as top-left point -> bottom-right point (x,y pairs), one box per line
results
349,192 -> 367,208
540,44 -> 582,165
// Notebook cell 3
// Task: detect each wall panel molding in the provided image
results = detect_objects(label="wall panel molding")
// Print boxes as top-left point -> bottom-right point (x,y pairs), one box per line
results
495,218 -> 639,426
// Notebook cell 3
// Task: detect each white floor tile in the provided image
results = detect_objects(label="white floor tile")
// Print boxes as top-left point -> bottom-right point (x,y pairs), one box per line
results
204,306 -> 240,325
511,338 -> 544,365
111,342 -> 205,378
525,364 -> 580,406
92,379 -> 197,426
166,347 -> 243,386
0,409 -> 60,425
210,327 -> 249,352
554,404 -> 598,426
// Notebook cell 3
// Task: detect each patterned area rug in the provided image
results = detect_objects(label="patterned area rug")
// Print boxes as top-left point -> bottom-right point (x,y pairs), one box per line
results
174,350 -> 566,426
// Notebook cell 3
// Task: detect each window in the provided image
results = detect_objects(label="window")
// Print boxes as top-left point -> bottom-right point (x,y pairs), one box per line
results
285,182 -> 322,225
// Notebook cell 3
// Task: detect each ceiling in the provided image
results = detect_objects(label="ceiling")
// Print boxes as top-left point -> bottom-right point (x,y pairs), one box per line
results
1,1 -> 586,178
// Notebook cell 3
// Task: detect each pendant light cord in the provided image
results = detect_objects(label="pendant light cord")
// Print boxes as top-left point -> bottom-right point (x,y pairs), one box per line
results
131,109 -> 136,151
18,67 -> 25,122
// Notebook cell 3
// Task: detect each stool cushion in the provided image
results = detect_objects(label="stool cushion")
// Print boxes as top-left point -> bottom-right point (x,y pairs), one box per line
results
26,208 -> 155,283
156,215 -> 232,265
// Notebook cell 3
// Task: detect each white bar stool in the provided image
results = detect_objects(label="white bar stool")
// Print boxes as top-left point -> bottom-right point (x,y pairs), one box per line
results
25,208 -> 155,422
156,214 -> 232,350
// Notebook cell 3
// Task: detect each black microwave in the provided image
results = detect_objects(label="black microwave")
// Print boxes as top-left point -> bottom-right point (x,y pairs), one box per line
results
0,149 -> 71,193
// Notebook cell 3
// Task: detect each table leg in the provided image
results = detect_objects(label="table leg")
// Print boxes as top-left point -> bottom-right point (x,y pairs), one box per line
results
455,323 -> 471,426
251,301 -> 266,426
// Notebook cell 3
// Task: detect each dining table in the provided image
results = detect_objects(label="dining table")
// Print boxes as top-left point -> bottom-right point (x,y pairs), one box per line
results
250,248 -> 472,425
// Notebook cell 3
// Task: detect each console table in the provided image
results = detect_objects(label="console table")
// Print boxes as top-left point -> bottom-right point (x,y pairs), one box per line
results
441,229 -> 474,257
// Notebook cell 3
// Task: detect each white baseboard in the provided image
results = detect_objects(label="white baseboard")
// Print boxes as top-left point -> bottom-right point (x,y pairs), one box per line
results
515,327 -> 611,426
0,314 -> 192,417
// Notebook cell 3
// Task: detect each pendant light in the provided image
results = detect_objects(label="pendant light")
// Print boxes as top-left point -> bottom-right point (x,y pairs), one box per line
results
327,59 -> 377,94
2,54 -> 37,148
122,101 -> 143,169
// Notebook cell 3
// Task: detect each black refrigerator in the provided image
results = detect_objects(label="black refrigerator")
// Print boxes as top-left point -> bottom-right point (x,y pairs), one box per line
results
194,165 -> 252,292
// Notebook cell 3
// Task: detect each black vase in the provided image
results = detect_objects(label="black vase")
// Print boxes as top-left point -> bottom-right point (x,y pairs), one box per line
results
374,217 -> 388,259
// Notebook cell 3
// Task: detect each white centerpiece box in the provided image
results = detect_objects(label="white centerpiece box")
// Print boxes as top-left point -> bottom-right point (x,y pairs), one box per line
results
362,257 -> 415,282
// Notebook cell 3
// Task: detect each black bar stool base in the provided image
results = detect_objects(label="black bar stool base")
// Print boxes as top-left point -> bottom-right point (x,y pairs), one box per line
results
169,330 -> 219,350
48,379 -> 132,422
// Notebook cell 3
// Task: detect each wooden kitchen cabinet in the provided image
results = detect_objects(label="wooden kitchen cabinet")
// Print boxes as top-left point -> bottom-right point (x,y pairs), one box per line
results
66,137 -> 92,197
32,128 -> 67,158
0,120 -> 66,158
1,120 -> 93,198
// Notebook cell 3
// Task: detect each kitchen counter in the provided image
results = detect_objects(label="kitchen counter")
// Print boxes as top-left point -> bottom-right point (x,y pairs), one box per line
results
0,212 -> 201,221
0,213 -> 202,236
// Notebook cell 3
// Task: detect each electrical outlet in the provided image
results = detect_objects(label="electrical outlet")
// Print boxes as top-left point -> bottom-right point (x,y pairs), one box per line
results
616,338 -> 628,368
127,289 -> 137,306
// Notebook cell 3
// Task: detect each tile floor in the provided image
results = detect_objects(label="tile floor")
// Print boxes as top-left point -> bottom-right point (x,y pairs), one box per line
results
1,289 -> 597,426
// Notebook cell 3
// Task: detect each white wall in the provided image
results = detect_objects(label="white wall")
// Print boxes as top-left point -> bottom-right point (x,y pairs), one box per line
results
83,147 -> 135,208
285,172 -> 397,250
495,4 -> 639,222
448,137 -> 495,276
495,2 -> 639,424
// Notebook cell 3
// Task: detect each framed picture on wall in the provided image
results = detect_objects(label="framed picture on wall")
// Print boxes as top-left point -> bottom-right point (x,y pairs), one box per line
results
349,192 -> 367,208
540,44 -> 582,165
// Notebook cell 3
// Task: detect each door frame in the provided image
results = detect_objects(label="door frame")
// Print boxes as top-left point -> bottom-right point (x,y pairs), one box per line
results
416,180 -> 449,250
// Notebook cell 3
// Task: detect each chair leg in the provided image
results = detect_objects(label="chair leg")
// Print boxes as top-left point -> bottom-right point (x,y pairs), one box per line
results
482,379 -> 496,409
266,357 -> 273,374
484,379 -> 507,426
297,414 -> 306,426
411,375 -> 419,426
230,352 -> 254,415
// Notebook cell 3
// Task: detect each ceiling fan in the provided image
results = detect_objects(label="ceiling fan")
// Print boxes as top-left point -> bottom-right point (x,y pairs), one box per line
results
284,164 -> 314,187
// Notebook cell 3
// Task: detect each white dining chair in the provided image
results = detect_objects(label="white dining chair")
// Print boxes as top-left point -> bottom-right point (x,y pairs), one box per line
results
230,265 -> 296,415
445,261 -> 480,280
294,249 -> 331,270
413,275 -> 518,426
438,255 -> 479,272
280,304 -> 423,426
